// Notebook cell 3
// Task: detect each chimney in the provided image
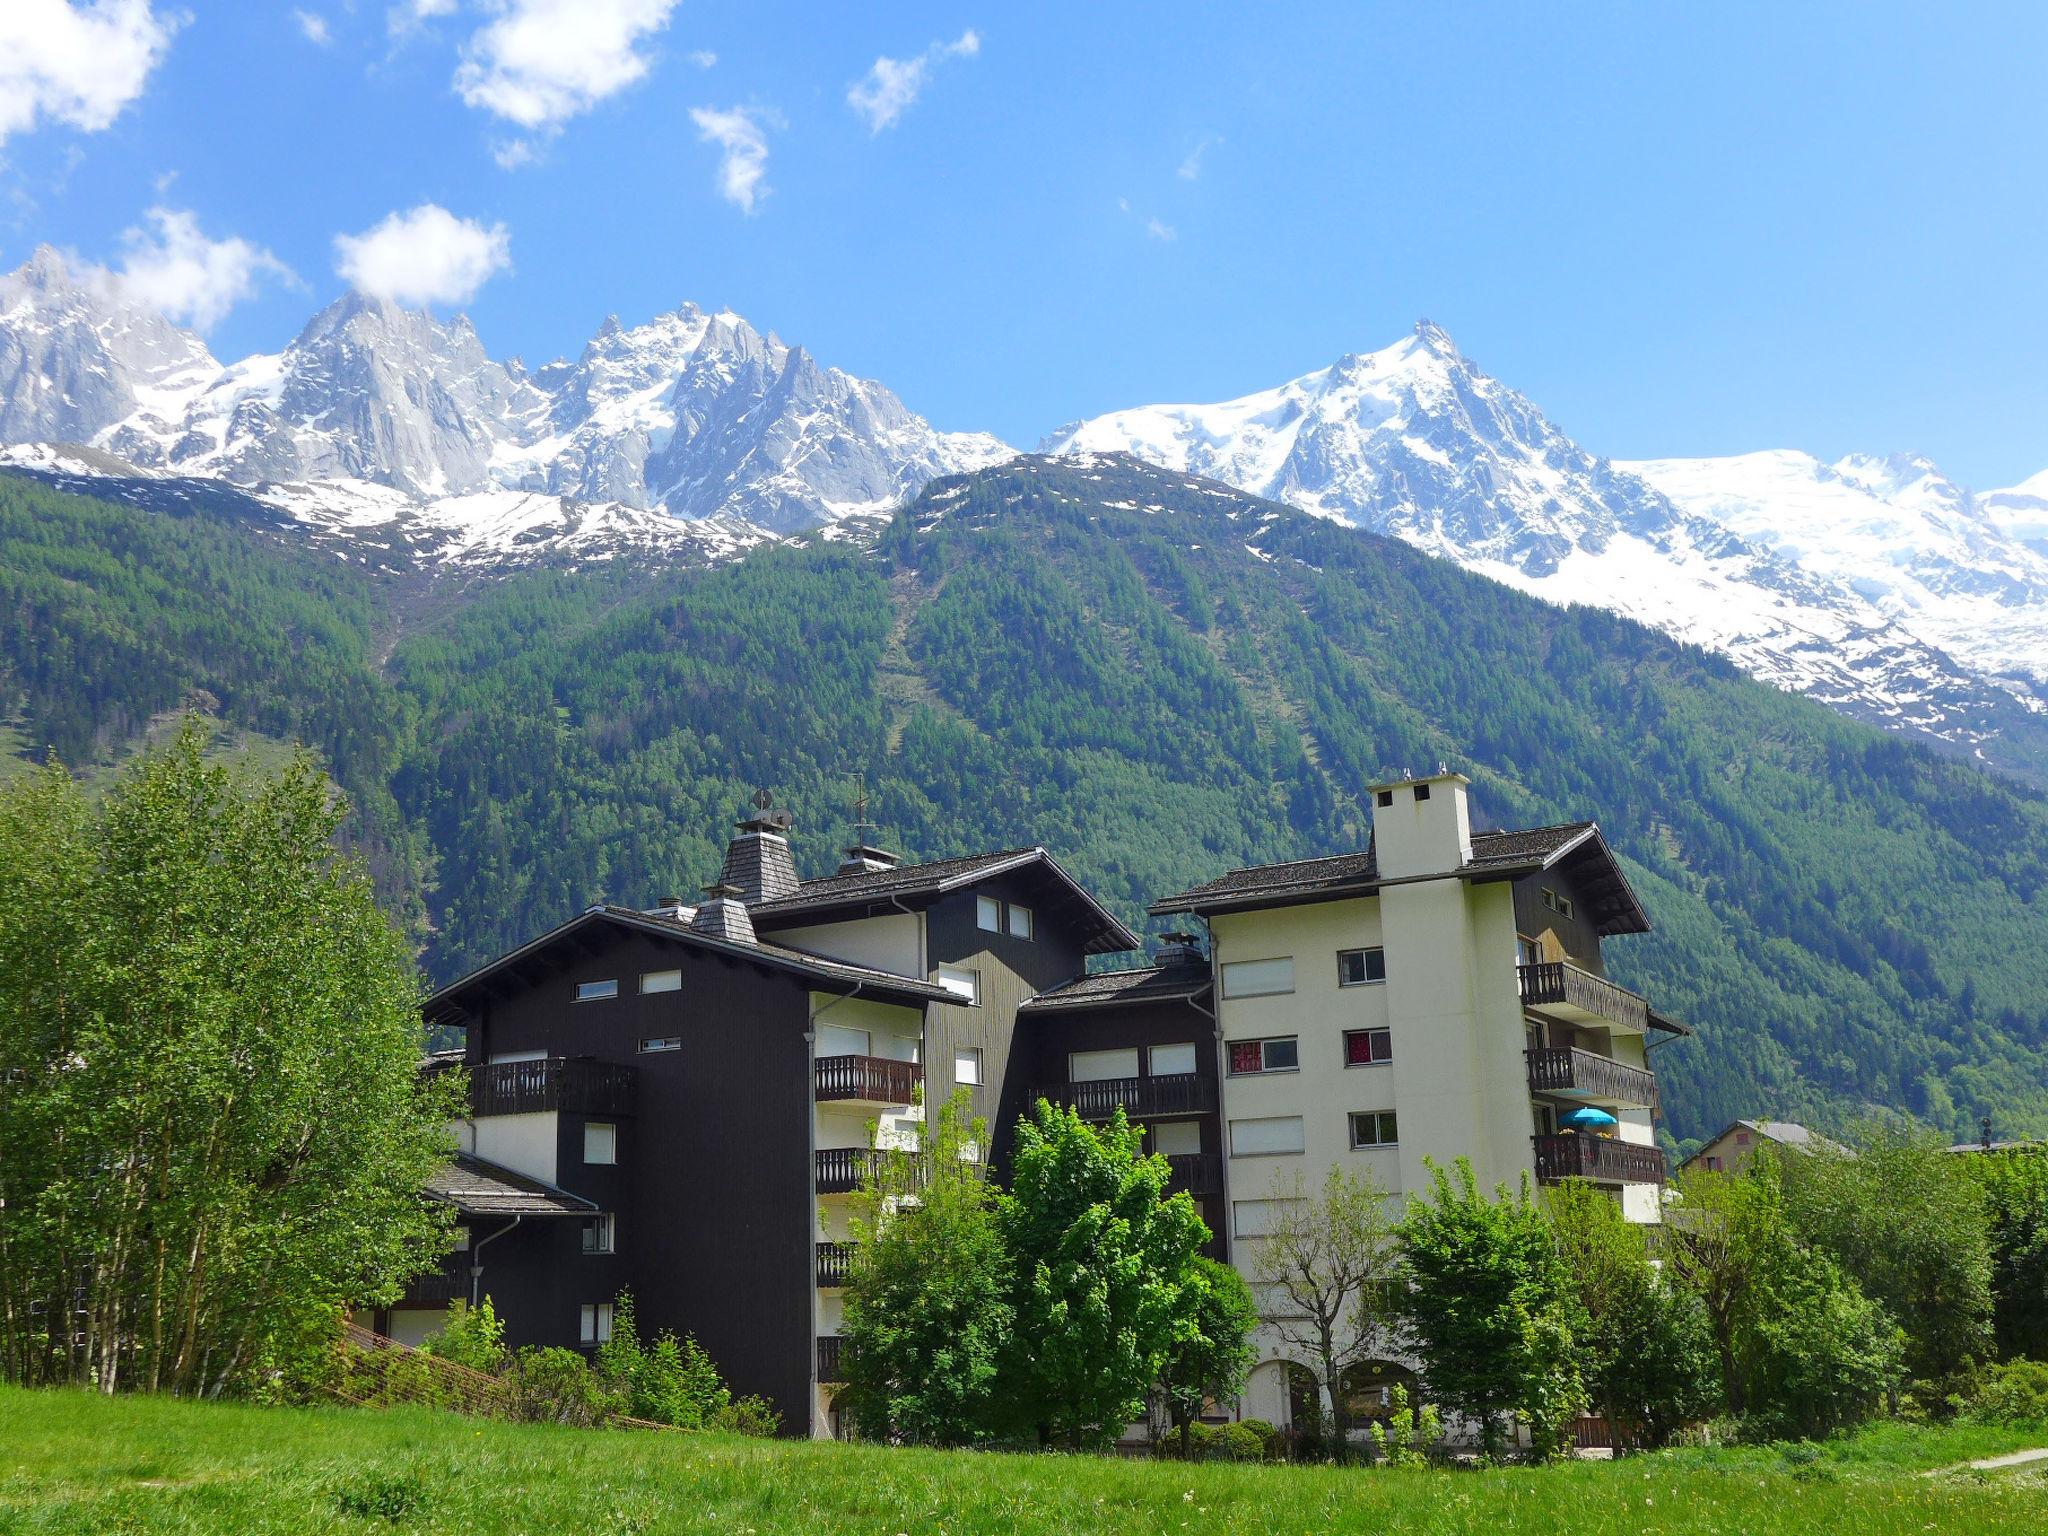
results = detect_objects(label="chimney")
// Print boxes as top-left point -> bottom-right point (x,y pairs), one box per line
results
1153,930 -> 1205,967
836,841 -> 901,877
690,883 -> 756,945
1366,769 -> 1473,879
717,792 -> 799,904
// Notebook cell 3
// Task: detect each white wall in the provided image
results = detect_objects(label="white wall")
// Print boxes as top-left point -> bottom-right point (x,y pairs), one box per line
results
471,1111 -> 558,1185
775,913 -> 922,977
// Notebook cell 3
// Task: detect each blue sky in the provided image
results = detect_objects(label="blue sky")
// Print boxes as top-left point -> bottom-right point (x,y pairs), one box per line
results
5,2 -> 2045,485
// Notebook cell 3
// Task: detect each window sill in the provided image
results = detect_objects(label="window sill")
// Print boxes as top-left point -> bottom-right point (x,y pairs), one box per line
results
1337,979 -> 1387,989
1226,1067 -> 1301,1078
1343,1060 -> 1391,1070
1228,1149 -> 1305,1159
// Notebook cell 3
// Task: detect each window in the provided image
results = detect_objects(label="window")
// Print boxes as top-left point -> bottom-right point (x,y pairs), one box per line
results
576,979 -> 618,1002
1220,957 -> 1295,999
976,894 -> 1002,933
1541,887 -> 1575,920
1228,1037 -> 1299,1075
1230,1116 -> 1306,1156
1344,1028 -> 1393,1067
1413,782 -> 1431,801
451,1226 -> 472,1252
1008,903 -> 1034,940
935,965 -> 980,1005
579,1302 -> 613,1344
1375,789 -> 1394,808
581,1214 -> 615,1254
639,1036 -> 681,1053
954,1047 -> 983,1086
1349,1111 -> 1399,1149
583,1121 -> 617,1164
1337,947 -> 1387,986
640,969 -> 681,994
1070,1047 -> 1140,1082
1154,1120 -> 1202,1157
1150,1042 -> 1198,1077
1232,1198 -> 1304,1239
817,1023 -> 871,1059
1518,934 -> 1544,966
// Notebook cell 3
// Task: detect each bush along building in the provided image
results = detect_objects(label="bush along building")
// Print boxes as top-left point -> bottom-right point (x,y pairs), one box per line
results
386,773 -> 1684,1438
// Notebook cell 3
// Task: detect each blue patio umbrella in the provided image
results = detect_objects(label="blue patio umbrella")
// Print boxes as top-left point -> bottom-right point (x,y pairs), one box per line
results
1558,1106 -> 1619,1134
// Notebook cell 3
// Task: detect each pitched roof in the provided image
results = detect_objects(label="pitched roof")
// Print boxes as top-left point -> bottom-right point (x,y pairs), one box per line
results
425,1152 -> 599,1218
423,903 -> 951,1026
749,846 -> 1141,955
1148,821 -> 1651,935
1020,960 -> 1213,1013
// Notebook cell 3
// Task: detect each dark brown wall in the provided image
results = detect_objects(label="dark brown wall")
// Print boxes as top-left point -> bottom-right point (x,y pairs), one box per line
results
462,924 -> 820,1434
921,870 -> 1090,1143
999,992 -> 1225,1251
1512,869 -> 1606,972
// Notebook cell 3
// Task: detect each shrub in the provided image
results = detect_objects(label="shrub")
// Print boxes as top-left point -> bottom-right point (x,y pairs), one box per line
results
1180,1420 -> 1269,1461
507,1347 -> 624,1426
332,1468 -> 431,1524
594,1292 -> 775,1434
1366,1386 -> 1443,1468
421,1298 -> 507,1375
1969,1359 -> 2048,1425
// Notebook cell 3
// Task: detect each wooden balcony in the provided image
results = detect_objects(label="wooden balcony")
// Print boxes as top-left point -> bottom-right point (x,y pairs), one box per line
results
1533,1133 -> 1666,1186
816,1242 -> 854,1289
464,1057 -> 637,1118
1165,1151 -> 1223,1197
814,1054 -> 922,1106
817,1335 -> 846,1383
1035,1072 -> 1217,1122
398,1256 -> 466,1306
814,1147 -> 924,1195
1526,1046 -> 1659,1110
1519,962 -> 1650,1035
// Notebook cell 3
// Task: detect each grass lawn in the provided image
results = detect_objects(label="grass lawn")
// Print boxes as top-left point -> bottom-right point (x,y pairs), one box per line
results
0,1387 -> 2043,1536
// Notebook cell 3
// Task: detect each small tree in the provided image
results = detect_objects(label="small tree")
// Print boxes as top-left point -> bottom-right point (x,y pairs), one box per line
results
997,1100 -> 1209,1450
838,1089 -> 1012,1445
1251,1164 -> 1402,1458
1774,1128 -> 1992,1394
421,1297 -> 507,1375
1157,1256 -> 1259,1457
1963,1148 -> 2048,1361
1545,1179 -> 1717,1447
1398,1157 -> 1587,1457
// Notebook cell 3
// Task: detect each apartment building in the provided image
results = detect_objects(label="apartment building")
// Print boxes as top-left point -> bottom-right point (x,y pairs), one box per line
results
395,774 -> 1682,1439
1150,771 -> 1686,1426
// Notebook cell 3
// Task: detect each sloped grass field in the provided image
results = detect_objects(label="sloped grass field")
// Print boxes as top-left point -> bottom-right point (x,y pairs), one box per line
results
0,1389 -> 2042,1536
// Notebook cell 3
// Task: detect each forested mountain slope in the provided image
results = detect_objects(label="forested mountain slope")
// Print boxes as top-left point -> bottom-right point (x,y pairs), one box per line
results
4,458 -> 2045,1148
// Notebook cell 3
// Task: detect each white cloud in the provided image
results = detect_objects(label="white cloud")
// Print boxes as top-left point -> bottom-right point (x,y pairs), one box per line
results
0,1 -> 181,147
846,29 -> 978,134
388,0 -> 457,39
1145,217 -> 1176,242
1177,135 -> 1219,181
332,204 -> 511,307
294,9 -> 332,46
688,49 -> 716,68
689,105 -> 771,214
110,207 -> 295,330
491,137 -> 539,170
454,0 -> 679,132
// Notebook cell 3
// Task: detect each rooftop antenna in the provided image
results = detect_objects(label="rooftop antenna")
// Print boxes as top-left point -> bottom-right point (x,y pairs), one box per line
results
752,786 -> 774,813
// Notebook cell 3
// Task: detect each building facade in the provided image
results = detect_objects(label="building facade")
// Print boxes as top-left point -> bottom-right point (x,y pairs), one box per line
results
395,777 -> 1684,1440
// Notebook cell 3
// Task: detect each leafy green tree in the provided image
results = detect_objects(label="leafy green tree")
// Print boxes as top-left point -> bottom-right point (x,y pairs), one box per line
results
997,1100 -> 1209,1450
596,1291 -> 776,1433
1156,1257 -> 1259,1458
1773,1128 -> 1993,1392
0,722 -> 459,1395
1250,1164 -> 1402,1457
1397,1158 -> 1587,1458
1544,1179 -> 1718,1447
1957,1148 -> 2048,1361
838,1090 -> 1013,1445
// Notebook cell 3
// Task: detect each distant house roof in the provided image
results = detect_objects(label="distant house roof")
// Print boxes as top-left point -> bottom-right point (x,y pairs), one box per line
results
423,903 -> 951,1027
749,846 -> 1142,955
1677,1119 -> 1844,1173
1947,1137 -> 2047,1155
1020,960 -> 1213,1014
1149,822 -> 1651,935
425,1152 -> 598,1218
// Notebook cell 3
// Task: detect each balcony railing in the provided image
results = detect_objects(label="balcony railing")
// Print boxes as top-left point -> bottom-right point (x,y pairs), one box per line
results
464,1057 -> 637,1118
1533,1133 -> 1666,1186
1035,1073 -> 1217,1122
816,1242 -> 854,1288
817,1335 -> 846,1382
815,1147 -> 924,1195
398,1256 -> 465,1305
1165,1151 -> 1222,1197
1518,962 -> 1650,1035
1526,1046 -> 1659,1110
814,1054 -> 922,1106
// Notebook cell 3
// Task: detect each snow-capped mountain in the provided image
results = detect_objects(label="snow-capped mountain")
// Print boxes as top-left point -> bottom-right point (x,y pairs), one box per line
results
0,247 -> 1010,537
1623,450 -> 2048,692
1044,323 -> 2048,756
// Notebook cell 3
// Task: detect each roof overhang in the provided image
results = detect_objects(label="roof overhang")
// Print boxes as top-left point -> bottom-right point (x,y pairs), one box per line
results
423,906 -> 949,1028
